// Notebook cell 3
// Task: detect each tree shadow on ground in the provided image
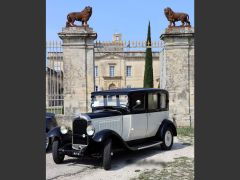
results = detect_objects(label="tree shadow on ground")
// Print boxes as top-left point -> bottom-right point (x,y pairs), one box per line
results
50,139 -> 192,170
109,142 -> 191,170
61,156 -> 101,167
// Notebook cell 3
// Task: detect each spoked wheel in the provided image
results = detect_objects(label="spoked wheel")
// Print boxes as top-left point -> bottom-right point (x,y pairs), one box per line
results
102,138 -> 112,170
161,127 -> 173,150
52,140 -> 65,164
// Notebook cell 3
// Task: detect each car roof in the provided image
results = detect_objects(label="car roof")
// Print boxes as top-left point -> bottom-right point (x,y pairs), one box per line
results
91,88 -> 168,96
46,112 -> 55,118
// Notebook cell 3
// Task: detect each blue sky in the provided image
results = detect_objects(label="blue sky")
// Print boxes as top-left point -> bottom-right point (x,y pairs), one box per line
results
47,0 -> 194,41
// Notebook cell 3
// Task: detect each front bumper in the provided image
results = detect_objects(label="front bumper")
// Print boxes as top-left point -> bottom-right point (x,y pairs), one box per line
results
58,136 -> 101,157
58,144 -> 87,157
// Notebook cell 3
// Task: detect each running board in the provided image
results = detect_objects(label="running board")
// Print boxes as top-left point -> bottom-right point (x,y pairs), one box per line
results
137,141 -> 163,150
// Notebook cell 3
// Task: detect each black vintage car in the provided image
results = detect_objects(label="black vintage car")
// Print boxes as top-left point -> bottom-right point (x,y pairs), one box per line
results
46,112 -> 58,150
48,88 -> 177,170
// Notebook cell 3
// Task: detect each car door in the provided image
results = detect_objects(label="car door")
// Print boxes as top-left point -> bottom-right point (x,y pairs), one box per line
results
146,92 -> 169,137
128,92 -> 148,141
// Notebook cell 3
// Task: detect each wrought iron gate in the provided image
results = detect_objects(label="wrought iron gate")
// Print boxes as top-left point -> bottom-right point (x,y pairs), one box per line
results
46,41 -> 64,114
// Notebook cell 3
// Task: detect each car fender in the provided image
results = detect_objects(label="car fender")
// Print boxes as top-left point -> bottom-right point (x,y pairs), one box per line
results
92,129 -> 138,151
47,127 -> 63,140
158,119 -> 177,140
92,129 -> 123,143
46,113 -> 57,131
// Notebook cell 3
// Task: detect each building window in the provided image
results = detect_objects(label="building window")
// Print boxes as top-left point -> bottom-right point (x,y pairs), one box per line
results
54,64 -> 61,71
95,66 -> 98,77
95,85 -> 98,91
109,66 -> 115,77
126,66 -> 132,77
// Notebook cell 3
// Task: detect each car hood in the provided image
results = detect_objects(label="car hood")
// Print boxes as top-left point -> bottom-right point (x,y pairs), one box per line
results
84,110 -> 122,119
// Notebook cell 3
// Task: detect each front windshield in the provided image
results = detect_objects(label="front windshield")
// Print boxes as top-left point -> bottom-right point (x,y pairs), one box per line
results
91,95 -> 128,108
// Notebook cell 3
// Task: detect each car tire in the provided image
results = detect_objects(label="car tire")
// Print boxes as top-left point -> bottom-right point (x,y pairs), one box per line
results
161,127 -> 173,150
46,133 -> 51,151
52,140 -> 65,164
102,138 -> 112,170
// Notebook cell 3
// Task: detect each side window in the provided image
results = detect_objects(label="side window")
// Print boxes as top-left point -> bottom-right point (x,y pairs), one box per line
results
148,93 -> 159,111
160,93 -> 168,110
130,93 -> 146,112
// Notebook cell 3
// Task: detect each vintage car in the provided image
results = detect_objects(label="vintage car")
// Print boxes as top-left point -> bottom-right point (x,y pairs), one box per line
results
48,88 -> 177,170
46,112 -> 58,150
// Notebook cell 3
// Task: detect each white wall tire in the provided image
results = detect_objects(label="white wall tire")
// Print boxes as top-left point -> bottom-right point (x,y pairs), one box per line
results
161,128 -> 173,150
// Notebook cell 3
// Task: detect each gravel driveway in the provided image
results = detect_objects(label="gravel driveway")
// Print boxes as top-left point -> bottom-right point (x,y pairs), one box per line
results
46,136 -> 194,180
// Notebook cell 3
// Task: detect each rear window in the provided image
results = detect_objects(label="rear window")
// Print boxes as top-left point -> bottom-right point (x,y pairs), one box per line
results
148,93 -> 159,110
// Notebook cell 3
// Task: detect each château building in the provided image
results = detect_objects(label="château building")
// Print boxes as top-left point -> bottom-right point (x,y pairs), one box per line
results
94,33 -> 160,91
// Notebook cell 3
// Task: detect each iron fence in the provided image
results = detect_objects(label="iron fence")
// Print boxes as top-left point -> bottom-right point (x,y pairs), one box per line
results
46,41 -> 64,114
95,40 -> 163,50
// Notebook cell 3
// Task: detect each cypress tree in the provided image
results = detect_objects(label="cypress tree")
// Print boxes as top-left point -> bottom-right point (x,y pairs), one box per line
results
143,21 -> 154,88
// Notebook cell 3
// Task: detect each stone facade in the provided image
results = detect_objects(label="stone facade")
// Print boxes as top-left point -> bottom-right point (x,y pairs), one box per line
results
160,27 -> 194,127
95,54 -> 160,90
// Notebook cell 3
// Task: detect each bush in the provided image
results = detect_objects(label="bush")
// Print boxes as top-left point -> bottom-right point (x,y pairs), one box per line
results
177,127 -> 194,137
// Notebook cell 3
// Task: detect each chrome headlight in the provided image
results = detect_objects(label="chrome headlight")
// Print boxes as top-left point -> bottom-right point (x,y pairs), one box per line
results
60,126 -> 68,134
86,125 -> 95,136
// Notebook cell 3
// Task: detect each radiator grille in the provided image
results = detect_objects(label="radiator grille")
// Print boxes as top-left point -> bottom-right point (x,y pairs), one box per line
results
72,118 -> 88,145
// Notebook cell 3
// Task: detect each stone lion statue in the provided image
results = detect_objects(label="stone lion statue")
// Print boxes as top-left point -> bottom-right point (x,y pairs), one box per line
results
164,7 -> 191,27
66,6 -> 92,27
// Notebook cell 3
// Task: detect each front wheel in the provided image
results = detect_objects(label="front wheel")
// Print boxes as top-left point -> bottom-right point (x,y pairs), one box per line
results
102,138 -> 112,170
161,127 -> 173,150
52,140 -> 65,164
46,133 -> 50,151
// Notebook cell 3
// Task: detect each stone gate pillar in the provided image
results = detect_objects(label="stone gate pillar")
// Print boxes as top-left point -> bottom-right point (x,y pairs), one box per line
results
160,27 -> 194,127
58,26 -> 97,116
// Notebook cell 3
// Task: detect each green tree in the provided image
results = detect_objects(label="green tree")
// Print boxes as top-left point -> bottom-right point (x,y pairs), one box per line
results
143,21 -> 154,88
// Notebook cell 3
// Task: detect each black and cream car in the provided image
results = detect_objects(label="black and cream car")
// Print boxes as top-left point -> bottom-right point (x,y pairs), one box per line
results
48,88 -> 177,170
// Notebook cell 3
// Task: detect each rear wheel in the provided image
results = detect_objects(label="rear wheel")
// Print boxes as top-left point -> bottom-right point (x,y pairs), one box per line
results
102,138 -> 112,170
161,127 -> 173,150
52,140 -> 65,164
